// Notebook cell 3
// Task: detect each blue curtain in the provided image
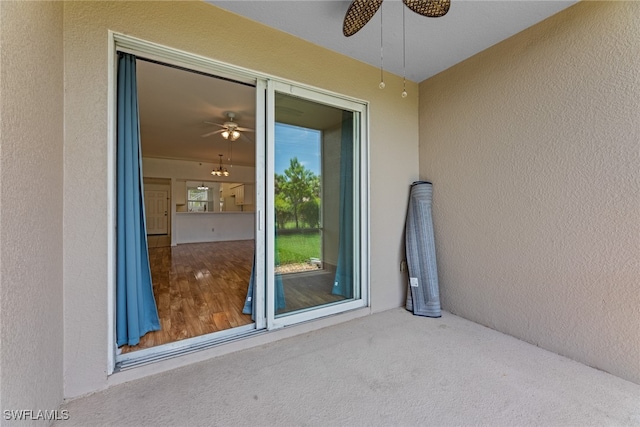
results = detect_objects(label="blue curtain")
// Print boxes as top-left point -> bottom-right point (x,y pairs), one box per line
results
116,53 -> 160,347
242,254 -> 257,316
332,111 -> 354,298
243,251 -> 286,317
272,234 -> 287,311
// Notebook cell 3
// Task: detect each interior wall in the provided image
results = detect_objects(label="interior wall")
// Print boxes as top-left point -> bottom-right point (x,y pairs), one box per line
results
143,157 -> 255,184
63,1 -> 418,398
419,1 -> 640,384
0,0 -> 65,416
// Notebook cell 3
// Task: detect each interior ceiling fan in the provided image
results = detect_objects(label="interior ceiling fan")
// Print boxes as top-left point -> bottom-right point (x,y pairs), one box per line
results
201,112 -> 254,141
343,0 -> 450,37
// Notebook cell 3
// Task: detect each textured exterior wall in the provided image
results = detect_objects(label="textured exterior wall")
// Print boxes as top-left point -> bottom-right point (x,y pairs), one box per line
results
419,1 -> 640,384
0,0 -> 65,419
63,1 -> 418,397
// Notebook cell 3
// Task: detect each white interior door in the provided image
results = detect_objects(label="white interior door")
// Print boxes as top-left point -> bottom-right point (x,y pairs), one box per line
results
144,190 -> 168,235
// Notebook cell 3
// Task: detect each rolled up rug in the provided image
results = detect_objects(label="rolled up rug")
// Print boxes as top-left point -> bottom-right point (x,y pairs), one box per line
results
405,181 -> 441,317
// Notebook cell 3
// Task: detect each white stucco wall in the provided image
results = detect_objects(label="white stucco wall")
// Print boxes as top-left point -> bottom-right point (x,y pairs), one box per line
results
63,1 -> 418,398
419,1 -> 640,384
0,0 -> 65,419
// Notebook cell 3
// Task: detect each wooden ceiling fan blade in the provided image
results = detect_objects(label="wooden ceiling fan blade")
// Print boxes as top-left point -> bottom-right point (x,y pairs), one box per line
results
403,0 -> 450,18
343,0 -> 384,37
236,127 -> 255,132
201,129 -> 224,138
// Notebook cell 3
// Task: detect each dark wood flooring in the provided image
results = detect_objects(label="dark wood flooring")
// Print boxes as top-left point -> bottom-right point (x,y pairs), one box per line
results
120,240 -> 254,353
121,240 -> 346,353
278,271 -> 345,315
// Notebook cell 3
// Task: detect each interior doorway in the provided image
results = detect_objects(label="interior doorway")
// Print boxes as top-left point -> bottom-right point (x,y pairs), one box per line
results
144,177 -> 171,250
144,189 -> 168,235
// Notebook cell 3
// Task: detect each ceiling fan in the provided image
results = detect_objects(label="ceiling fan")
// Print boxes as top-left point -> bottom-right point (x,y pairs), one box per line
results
343,0 -> 450,37
201,112 -> 254,141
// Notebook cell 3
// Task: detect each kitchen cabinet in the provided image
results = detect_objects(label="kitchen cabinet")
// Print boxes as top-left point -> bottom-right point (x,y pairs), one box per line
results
232,184 -> 254,206
243,184 -> 254,205
234,185 -> 245,205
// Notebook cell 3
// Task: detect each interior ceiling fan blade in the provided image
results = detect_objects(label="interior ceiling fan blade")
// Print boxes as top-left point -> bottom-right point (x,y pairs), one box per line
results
201,129 -> 224,138
343,0 -> 384,37
239,132 -> 254,143
203,121 -> 225,128
403,0 -> 450,18
236,127 -> 255,132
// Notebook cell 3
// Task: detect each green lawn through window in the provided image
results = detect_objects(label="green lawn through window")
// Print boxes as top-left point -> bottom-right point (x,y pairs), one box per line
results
276,232 -> 320,264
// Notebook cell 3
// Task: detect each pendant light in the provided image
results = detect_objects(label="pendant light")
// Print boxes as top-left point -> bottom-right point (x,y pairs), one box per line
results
211,154 -> 229,177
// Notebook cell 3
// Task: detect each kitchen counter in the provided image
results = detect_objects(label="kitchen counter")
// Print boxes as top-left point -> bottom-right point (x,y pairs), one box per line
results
175,211 -> 255,244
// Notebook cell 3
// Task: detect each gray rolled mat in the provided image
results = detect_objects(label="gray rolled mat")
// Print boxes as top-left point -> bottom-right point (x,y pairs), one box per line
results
405,181 -> 441,317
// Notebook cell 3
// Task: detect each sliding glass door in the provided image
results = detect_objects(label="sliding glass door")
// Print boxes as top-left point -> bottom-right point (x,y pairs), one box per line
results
111,36 -> 367,370
265,82 -> 367,328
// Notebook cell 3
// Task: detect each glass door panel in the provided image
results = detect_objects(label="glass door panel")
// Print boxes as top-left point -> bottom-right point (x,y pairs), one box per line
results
272,91 -> 361,317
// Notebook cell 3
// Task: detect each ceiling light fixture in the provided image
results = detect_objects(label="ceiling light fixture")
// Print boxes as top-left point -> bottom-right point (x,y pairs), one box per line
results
202,112 -> 254,141
211,154 -> 229,177
221,127 -> 241,141
197,183 -> 209,190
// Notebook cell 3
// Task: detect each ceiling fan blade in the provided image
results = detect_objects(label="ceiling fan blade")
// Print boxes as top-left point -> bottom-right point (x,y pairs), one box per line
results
201,129 -> 224,138
203,121 -> 225,128
343,0 -> 383,37
236,127 -> 255,132
403,0 -> 450,18
239,132 -> 254,143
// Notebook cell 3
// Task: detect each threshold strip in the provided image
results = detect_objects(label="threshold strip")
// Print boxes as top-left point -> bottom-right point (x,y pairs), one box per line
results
114,329 -> 265,372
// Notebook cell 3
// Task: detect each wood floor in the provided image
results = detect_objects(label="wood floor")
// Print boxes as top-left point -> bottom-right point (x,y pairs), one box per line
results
120,240 -> 254,353
121,239 -> 347,354
278,270 -> 346,314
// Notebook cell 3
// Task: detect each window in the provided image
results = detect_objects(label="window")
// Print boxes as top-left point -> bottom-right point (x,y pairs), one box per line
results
187,187 -> 213,212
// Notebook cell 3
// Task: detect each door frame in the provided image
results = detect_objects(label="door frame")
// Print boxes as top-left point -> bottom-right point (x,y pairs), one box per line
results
107,32 -> 369,374
266,81 -> 369,330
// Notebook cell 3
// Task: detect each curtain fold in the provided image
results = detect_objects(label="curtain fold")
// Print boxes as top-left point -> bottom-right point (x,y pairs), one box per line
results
116,52 -> 161,347
332,111 -> 354,298
242,255 -> 257,316
274,241 -> 287,310
242,251 -> 286,317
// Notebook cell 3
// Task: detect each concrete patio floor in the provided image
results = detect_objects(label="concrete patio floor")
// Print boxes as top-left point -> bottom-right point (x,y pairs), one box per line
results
58,308 -> 640,426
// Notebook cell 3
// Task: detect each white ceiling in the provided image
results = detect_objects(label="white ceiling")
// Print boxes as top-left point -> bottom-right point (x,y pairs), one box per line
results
137,59 -> 257,167
139,1 -> 578,168
137,61 -> 343,168
208,0 -> 578,82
